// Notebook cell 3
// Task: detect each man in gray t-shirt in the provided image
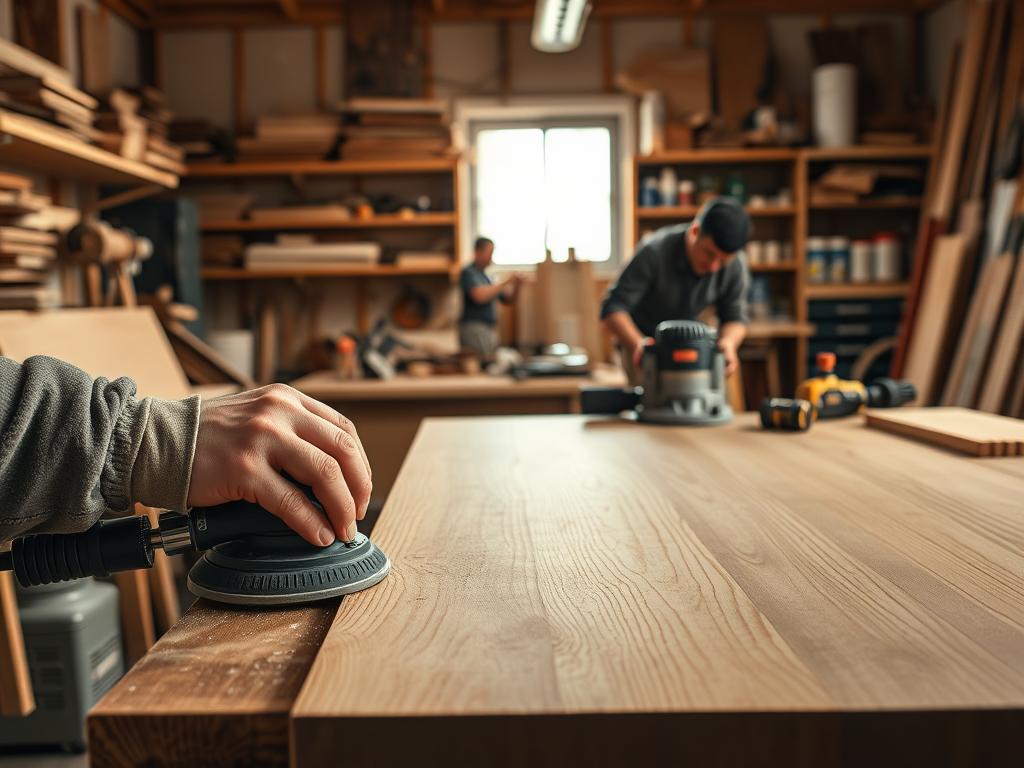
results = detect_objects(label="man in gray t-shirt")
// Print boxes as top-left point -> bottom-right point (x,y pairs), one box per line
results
459,236 -> 521,359
601,197 -> 752,380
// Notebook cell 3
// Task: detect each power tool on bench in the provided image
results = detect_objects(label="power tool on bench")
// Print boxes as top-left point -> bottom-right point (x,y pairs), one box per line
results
760,352 -> 916,431
581,319 -> 733,425
0,487 -> 390,607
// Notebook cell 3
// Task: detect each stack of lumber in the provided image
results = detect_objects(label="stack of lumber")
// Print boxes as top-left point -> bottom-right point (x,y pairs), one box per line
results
810,164 -> 924,205
0,171 -> 78,309
95,87 -> 185,173
170,118 -> 230,161
244,235 -> 380,270
134,86 -> 185,175
236,113 -> 340,161
0,38 -> 98,144
897,0 -> 1024,418
339,99 -> 451,160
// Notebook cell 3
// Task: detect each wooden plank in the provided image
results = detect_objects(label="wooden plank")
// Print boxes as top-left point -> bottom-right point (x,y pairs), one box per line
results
258,297 -> 277,384
0,36 -> 72,85
865,406 -> 1024,456
291,415 -> 1024,766
978,250 -> 1024,412
89,600 -> 338,768
942,252 -> 1015,406
0,571 -> 34,717
996,0 -> 1024,146
902,234 -> 968,403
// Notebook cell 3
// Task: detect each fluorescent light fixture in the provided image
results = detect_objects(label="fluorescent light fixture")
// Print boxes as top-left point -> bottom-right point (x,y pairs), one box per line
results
531,0 -> 592,53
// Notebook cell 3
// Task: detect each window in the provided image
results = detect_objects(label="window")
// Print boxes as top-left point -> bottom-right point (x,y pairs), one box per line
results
470,120 -> 618,266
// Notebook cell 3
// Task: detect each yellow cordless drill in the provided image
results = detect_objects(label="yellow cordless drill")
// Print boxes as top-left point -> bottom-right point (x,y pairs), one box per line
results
760,352 -> 916,431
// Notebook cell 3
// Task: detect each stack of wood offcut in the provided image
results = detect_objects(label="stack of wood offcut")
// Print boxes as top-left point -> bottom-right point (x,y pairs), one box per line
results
96,87 -> 185,174
896,0 -> 1024,419
236,113 -> 341,161
0,170 -> 78,309
244,235 -> 381,270
0,38 -> 99,142
339,99 -> 451,160
809,164 -> 925,205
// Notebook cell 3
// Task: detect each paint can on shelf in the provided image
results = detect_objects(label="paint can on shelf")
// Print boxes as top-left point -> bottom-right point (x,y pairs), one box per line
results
807,237 -> 828,283
850,240 -> 872,282
873,232 -> 901,281
827,236 -> 850,282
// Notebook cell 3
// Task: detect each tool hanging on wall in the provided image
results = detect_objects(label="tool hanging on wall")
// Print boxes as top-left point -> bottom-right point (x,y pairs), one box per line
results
65,219 -> 152,307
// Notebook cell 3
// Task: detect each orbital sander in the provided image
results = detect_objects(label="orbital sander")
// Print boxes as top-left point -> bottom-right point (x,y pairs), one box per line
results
581,320 -> 733,425
0,489 -> 390,607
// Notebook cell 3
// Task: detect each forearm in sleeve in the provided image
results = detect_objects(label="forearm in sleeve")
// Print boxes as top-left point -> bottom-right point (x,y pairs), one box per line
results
0,355 -> 200,542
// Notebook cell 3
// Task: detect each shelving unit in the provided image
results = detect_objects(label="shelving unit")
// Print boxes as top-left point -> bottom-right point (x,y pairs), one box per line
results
202,264 -> 455,280
0,109 -> 179,188
631,146 -> 934,389
186,157 -> 456,178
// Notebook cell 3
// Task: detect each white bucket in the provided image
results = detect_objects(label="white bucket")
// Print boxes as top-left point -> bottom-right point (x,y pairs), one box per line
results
813,63 -> 857,147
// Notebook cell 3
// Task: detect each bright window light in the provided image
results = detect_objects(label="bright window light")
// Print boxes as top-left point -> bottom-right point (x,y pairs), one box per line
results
473,124 -> 613,265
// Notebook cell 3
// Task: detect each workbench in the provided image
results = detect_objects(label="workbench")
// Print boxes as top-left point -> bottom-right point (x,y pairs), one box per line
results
89,415 -> 1024,767
289,367 -> 626,501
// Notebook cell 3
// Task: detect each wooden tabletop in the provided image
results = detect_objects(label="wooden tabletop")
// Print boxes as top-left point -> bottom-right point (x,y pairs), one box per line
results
291,414 -> 1024,766
290,365 -> 626,401
90,414 -> 1024,767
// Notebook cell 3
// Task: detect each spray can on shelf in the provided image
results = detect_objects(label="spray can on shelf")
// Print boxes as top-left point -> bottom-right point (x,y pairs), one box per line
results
806,237 -> 828,284
659,167 -> 679,206
827,236 -> 850,282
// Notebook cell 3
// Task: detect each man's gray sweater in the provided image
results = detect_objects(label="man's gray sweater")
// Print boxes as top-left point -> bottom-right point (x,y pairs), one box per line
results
0,355 -> 200,542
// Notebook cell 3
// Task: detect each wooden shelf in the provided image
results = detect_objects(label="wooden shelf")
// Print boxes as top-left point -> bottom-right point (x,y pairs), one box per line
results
810,197 -> 923,210
638,205 -> 795,219
202,212 -> 456,232
747,320 -> 816,339
186,157 -> 457,178
202,264 -> 454,280
805,283 -> 910,300
750,261 -> 798,272
0,110 -> 178,188
802,145 -> 934,161
638,148 -> 797,164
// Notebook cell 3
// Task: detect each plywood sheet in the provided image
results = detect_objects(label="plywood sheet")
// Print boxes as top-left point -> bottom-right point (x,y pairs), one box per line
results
978,251 -> 1024,412
866,406 -> 1024,456
0,307 -> 190,399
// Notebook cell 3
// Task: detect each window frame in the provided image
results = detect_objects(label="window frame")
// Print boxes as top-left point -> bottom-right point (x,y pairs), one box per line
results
468,117 -> 620,268
453,96 -> 636,274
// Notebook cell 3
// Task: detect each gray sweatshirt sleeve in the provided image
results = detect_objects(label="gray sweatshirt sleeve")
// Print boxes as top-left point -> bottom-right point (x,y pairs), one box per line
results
0,355 -> 201,542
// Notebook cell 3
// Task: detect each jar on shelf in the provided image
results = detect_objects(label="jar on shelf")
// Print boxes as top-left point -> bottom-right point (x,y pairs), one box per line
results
697,174 -> 720,204
678,179 -> 695,206
827,236 -> 850,282
850,240 -> 872,282
764,240 -> 782,265
640,177 -> 661,207
873,232 -> 901,281
806,237 -> 828,283
724,174 -> 747,203
747,241 -> 764,265
659,167 -> 679,206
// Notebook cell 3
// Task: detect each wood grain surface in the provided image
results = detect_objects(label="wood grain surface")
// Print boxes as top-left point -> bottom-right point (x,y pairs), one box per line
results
290,414 -> 1024,766
88,599 -> 338,768
865,407 -> 1024,456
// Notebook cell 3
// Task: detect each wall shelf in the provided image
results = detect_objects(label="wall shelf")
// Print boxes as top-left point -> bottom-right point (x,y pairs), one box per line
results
202,264 -> 455,280
750,262 -> 798,272
638,205 -> 795,219
805,283 -> 910,300
202,212 -> 456,232
186,157 -> 457,178
638,148 -> 798,164
0,110 -> 178,188
802,145 -> 934,161
809,197 -> 923,210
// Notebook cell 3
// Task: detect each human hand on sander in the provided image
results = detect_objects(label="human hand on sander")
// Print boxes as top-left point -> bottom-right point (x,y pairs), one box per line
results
187,384 -> 371,548
630,331 -> 739,376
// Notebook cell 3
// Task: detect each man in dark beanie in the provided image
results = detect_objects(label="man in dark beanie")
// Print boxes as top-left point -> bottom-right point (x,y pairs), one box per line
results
601,196 -> 751,381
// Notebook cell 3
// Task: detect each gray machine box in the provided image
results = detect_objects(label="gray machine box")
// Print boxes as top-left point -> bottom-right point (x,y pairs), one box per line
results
0,578 -> 122,752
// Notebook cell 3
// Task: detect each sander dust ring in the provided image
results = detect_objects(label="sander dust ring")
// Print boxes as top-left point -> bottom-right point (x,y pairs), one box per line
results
1,488 -> 391,608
